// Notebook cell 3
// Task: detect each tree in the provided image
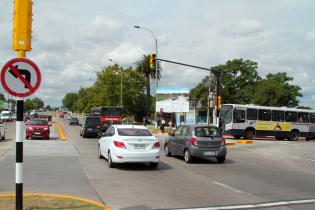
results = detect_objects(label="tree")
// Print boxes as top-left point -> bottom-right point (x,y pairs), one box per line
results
190,59 -> 260,106
45,105 -> 52,111
24,99 -> 34,111
251,72 -> 302,107
32,97 -> 44,110
0,93 -> 5,101
62,92 -> 78,112
135,55 -> 161,116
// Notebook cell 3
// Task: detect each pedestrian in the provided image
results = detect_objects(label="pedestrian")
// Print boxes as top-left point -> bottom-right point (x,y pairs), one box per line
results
160,119 -> 166,133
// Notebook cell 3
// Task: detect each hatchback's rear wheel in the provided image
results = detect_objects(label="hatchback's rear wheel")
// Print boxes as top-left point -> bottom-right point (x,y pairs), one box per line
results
217,156 -> 226,164
184,149 -> 193,163
164,144 -> 171,157
108,151 -> 115,168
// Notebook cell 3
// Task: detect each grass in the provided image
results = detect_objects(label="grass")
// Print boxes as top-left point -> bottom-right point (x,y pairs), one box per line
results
0,195 -> 107,210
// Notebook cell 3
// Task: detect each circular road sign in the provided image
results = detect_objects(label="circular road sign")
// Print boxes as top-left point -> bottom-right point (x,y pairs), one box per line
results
1,58 -> 41,97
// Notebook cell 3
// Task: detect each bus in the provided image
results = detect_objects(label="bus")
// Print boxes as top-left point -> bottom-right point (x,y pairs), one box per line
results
91,106 -> 123,125
220,104 -> 315,141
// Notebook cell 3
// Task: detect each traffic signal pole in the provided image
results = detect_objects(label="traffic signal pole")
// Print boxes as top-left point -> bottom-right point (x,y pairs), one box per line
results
13,1 -> 33,209
156,58 -> 221,126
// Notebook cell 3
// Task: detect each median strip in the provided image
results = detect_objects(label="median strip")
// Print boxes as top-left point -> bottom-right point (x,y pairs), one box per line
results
0,193 -> 110,209
236,139 -> 253,144
55,123 -> 66,141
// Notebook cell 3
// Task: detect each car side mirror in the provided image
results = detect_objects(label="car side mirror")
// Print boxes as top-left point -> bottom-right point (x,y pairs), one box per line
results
102,132 -> 106,137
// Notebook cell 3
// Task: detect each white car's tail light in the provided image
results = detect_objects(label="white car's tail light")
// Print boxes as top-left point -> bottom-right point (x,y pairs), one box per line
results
114,141 -> 126,149
153,142 -> 160,149
190,137 -> 197,146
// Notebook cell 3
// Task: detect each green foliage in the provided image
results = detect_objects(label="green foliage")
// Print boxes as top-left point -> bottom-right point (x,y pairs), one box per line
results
62,92 -> 79,112
24,98 -> 44,111
24,99 -> 34,111
190,59 -> 303,108
0,93 -> 5,101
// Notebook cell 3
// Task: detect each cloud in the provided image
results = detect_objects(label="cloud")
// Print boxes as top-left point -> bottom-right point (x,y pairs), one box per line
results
224,19 -> 264,36
305,30 -> 315,42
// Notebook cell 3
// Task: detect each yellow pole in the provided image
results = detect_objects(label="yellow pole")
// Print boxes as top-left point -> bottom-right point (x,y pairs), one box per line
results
17,51 -> 26,58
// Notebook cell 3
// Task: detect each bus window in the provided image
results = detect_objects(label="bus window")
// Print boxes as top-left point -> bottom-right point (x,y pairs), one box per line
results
285,112 -> 297,122
310,113 -> 315,123
298,112 -> 309,123
272,110 -> 284,122
246,109 -> 257,120
258,109 -> 271,121
233,109 -> 245,123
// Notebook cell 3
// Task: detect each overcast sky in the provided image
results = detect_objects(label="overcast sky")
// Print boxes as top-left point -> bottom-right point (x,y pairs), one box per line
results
0,0 -> 314,107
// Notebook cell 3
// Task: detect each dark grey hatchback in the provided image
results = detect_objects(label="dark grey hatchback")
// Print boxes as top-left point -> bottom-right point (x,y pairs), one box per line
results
164,125 -> 227,163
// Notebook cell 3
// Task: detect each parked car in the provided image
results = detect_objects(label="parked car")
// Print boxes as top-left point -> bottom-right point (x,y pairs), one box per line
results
0,111 -> 13,122
59,112 -> 65,118
98,125 -> 160,168
0,122 -> 5,140
80,116 -> 102,138
26,119 -> 51,140
164,125 -> 227,163
69,117 -> 79,125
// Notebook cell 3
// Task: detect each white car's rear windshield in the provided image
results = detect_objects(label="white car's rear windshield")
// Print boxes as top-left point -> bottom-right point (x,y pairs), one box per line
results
118,128 -> 153,136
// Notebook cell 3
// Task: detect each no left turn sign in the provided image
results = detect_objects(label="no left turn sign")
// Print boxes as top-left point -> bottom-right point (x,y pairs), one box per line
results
1,58 -> 41,97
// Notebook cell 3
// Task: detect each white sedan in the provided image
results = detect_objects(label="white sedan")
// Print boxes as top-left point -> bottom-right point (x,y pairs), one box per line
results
98,125 -> 160,168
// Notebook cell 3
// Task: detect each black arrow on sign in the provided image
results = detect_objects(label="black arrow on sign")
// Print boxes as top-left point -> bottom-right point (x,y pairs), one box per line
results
9,65 -> 31,88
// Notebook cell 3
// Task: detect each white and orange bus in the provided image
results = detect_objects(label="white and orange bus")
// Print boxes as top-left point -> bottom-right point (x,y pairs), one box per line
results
220,104 -> 315,141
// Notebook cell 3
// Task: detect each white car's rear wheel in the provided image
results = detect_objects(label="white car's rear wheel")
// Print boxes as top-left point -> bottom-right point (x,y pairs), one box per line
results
98,145 -> 104,159
108,151 -> 115,168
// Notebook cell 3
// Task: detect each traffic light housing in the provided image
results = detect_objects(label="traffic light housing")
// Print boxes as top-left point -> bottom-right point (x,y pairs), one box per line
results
13,0 -> 33,51
217,96 -> 221,109
149,53 -> 156,72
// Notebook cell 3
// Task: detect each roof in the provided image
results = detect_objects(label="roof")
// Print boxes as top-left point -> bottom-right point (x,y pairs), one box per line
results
114,125 -> 148,129
222,104 -> 315,113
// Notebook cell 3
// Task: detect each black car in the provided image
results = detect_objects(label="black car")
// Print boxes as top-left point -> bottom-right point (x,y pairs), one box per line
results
80,116 -> 102,138
69,117 -> 79,125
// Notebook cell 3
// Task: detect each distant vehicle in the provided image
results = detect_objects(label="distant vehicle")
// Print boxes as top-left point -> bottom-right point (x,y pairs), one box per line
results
220,104 -> 315,141
165,125 -> 227,164
59,112 -> 65,118
98,125 -> 160,168
0,111 -> 13,122
91,106 -> 123,128
26,119 -> 51,140
66,112 -> 72,120
69,117 -> 79,125
0,122 -> 5,140
80,116 -> 102,138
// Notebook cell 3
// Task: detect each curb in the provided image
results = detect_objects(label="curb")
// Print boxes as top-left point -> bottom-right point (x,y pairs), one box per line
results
55,123 -> 66,141
226,141 -> 236,146
236,139 -> 253,144
0,193 -> 110,209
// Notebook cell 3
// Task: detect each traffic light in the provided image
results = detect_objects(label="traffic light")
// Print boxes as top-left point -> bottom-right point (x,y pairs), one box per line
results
217,96 -> 222,109
149,53 -> 156,72
13,0 -> 33,51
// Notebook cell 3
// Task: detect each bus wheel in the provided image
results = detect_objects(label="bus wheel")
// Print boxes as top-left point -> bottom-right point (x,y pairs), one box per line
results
233,135 -> 242,139
244,129 -> 254,139
289,131 -> 299,141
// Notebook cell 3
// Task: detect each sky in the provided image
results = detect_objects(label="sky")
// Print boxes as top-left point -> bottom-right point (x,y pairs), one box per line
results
0,0 -> 314,108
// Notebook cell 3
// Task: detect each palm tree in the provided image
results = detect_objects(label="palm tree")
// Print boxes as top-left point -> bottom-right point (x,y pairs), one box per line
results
135,54 -> 161,117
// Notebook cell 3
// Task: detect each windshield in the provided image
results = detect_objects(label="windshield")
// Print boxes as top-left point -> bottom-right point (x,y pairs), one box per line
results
101,108 -> 122,116
118,128 -> 153,136
86,117 -> 101,126
220,108 -> 233,124
30,120 -> 48,126
194,127 -> 220,137
1,113 -> 10,117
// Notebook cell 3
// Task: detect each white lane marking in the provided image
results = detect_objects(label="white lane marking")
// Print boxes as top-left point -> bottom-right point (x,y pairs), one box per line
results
174,198 -> 315,210
212,181 -> 245,194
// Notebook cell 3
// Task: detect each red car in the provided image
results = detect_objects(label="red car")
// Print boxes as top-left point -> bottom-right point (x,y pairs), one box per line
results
59,112 -> 65,118
26,119 -> 51,140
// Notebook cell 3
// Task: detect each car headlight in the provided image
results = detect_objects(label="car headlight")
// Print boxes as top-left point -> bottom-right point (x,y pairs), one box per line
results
28,127 -> 33,130
44,127 -> 48,130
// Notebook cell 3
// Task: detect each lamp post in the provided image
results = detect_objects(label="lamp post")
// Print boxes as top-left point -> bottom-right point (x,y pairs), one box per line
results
108,59 -> 123,107
134,25 -> 158,127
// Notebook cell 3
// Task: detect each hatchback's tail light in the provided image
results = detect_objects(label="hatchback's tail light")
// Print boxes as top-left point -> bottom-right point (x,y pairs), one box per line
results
221,137 -> 226,146
114,141 -> 126,149
190,137 -> 197,146
153,142 -> 160,149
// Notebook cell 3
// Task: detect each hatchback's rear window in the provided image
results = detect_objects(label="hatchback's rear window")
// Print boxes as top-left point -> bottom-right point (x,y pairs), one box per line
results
194,127 -> 220,137
86,117 -> 101,126
118,128 -> 153,136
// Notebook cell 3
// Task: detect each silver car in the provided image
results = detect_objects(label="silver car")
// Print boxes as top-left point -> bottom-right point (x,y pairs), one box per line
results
164,125 -> 227,163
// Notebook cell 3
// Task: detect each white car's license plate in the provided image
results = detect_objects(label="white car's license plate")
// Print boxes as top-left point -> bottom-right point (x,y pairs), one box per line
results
134,144 -> 145,149
204,151 -> 217,156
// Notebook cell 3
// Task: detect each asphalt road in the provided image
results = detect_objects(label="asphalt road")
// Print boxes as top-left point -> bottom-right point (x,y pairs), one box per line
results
1,118 -> 315,210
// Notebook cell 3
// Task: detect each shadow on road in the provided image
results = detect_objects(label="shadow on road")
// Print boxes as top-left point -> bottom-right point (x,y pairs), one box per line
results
115,161 -> 173,171
170,155 -> 235,165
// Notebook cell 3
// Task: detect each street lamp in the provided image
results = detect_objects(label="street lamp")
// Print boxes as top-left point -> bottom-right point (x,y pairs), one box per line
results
108,59 -> 123,107
134,25 -> 158,127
